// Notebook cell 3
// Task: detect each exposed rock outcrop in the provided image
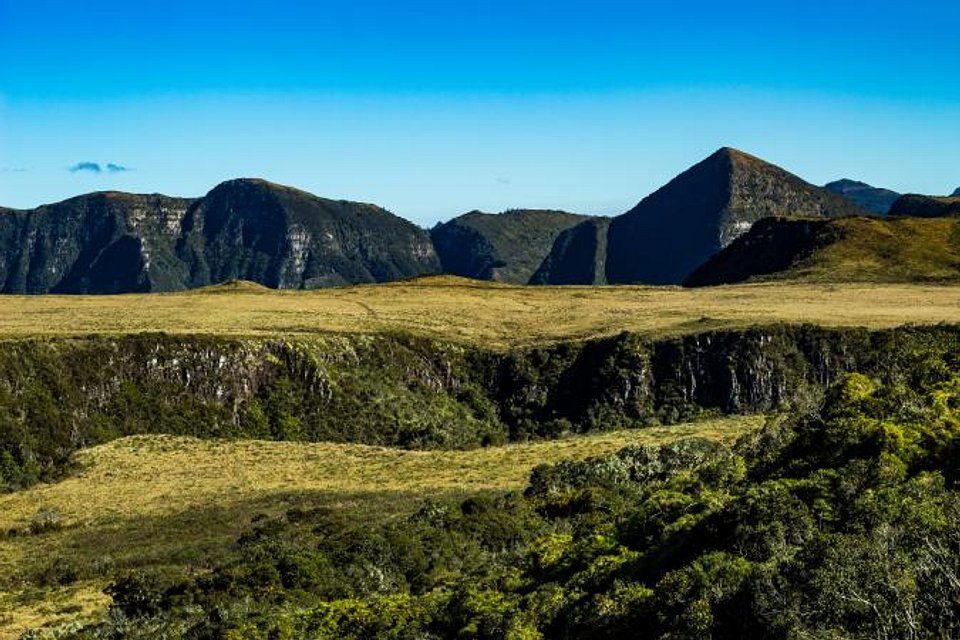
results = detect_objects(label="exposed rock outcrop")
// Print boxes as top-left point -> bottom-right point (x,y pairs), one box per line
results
529,217 -> 611,285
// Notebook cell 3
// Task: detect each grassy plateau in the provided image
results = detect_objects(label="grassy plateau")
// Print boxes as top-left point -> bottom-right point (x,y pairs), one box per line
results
0,276 -> 959,348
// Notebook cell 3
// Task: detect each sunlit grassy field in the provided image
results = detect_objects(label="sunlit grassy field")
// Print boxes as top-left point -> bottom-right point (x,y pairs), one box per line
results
1,277 -> 959,348
0,415 -> 761,637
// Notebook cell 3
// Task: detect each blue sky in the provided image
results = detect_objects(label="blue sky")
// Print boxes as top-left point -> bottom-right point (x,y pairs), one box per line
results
1,0 -> 958,225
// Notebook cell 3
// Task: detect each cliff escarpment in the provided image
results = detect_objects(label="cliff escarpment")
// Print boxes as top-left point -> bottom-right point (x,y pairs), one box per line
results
2,325 -> 958,489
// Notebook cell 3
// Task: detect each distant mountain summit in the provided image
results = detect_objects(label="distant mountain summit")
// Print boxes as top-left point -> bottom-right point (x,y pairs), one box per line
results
601,147 -> 865,285
431,209 -> 588,283
179,179 -> 438,288
0,179 -> 439,294
823,179 -> 900,214
952,187 -> 960,197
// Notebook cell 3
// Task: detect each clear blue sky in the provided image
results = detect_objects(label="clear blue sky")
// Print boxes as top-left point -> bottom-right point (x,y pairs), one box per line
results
2,0 -> 958,225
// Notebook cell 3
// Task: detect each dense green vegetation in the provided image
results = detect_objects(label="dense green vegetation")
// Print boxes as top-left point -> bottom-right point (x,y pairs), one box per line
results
51,348 -> 960,638
5,326 -> 960,493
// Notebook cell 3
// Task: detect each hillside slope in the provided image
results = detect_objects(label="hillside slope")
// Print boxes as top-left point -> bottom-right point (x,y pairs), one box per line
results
431,209 -> 589,283
686,215 -> 960,286
0,418 -> 756,636
0,179 -> 439,293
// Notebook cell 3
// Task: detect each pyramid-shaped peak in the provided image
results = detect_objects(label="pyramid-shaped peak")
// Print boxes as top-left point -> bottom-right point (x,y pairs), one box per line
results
707,147 -> 778,170
604,146 -> 868,285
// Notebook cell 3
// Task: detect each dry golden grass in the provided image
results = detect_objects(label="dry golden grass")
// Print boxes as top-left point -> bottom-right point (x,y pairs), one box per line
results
0,415 -> 760,637
0,277 -> 958,348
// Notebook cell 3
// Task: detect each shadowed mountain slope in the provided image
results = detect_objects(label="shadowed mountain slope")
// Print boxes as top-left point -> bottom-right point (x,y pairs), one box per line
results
431,209 -> 589,283
686,215 -> 960,286
824,179 -> 900,214
604,148 -> 866,285
529,217 -> 611,284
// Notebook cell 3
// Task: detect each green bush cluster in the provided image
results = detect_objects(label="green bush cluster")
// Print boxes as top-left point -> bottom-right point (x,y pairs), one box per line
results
62,356 -> 960,638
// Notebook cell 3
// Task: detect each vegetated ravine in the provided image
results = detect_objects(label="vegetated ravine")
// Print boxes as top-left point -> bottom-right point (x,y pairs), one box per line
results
2,324 -> 959,491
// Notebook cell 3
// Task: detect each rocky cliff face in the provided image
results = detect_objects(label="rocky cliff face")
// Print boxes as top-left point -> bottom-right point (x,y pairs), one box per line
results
0,179 -> 439,293
431,209 -> 588,283
603,148 -> 866,285
0,193 -> 194,293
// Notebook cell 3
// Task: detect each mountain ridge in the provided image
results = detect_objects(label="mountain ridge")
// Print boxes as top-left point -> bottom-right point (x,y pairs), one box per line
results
10,148 -> 952,293
889,193 -> 960,218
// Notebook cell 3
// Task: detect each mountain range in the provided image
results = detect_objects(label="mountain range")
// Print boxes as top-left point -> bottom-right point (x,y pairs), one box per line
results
0,179 -> 438,293
1,149 -> 956,294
